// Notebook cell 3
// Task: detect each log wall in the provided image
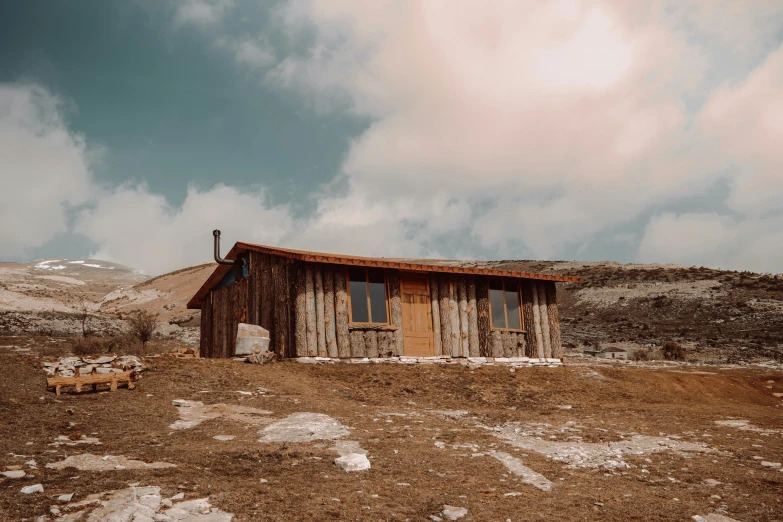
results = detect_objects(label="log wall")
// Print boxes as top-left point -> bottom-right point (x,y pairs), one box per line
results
199,256 -> 564,360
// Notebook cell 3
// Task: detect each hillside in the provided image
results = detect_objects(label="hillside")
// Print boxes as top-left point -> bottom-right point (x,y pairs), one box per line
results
1,257 -> 782,361
0,258 -> 216,342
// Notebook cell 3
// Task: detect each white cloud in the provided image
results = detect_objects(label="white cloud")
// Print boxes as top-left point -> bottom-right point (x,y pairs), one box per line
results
0,84 -> 93,257
639,213 -> 783,273
74,184 -> 293,275
174,0 -> 233,27
217,35 -> 275,69
259,0 -> 783,272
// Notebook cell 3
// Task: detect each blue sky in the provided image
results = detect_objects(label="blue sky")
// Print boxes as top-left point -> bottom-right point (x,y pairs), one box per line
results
1,1 -> 782,274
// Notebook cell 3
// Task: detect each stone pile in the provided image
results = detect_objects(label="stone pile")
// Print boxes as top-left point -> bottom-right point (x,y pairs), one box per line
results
42,355 -> 145,377
295,355 -> 563,368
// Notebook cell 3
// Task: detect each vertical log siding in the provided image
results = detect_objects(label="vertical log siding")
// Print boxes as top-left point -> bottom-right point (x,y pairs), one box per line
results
199,254 -> 564,361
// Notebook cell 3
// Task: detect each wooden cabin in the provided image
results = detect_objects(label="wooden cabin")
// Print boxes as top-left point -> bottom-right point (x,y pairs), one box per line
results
187,242 -> 581,360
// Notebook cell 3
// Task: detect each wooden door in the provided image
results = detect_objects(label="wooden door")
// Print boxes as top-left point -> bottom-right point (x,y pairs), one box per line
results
401,273 -> 434,356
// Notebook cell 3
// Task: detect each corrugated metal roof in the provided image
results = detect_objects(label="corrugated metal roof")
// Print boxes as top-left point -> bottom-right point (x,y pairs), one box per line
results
187,242 -> 582,309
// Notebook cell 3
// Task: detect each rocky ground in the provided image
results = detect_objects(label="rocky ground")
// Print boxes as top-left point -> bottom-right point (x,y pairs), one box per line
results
0,259 -> 214,346
1,340 -> 782,521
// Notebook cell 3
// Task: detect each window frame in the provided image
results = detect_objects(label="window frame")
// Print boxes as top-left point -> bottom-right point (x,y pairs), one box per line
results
489,278 -> 524,331
346,267 -> 390,325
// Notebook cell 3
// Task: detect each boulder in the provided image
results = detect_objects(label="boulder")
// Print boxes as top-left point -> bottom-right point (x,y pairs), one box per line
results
442,505 -> 468,520
235,323 -> 271,356
21,484 -> 44,494
334,453 -> 371,472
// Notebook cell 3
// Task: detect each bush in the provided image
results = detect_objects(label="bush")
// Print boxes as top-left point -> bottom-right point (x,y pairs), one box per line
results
71,336 -> 125,356
662,341 -> 686,361
631,349 -> 649,361
127,310 -> 158,349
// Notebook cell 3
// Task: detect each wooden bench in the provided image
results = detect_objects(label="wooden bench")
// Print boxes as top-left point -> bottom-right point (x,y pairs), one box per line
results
47,370 -> 136,395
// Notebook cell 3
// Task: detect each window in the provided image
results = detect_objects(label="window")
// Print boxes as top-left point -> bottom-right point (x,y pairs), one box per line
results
347,267 -> 389,324
489,278 -> 522,330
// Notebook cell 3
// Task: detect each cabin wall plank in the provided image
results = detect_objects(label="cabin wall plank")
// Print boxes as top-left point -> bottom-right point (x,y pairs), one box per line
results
305,264 -> 317,357
388,271 -> 403,356
457,277 -> 469,357
429,275 -> 442,356
447,277 -> 460,356
466,276 -> 480,357
365,330 -> 379,358
293,263 -> 308,357
476,278 -> 490,357
491,329 -> 503,358
438,275 -> 453,356
545,281 -> 562,358
323,266 -> 339,358
531,282 -> 545,358
350,330 -> 366,357
314,264 -> 327,357
537,282 -> 552,358
334,270 -> 351,358
521,280 -> 536,358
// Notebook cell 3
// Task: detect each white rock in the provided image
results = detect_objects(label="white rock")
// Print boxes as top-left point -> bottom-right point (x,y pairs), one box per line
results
58,493 -> 74,502
442,505 -> 468,520
1,470 -> 25,478
335,453 -> 371,472
702,479 -> 721,486
83,356 -> 116,364
21,484 -> 44,494
170,492 -> 185,500
761,461 -> 781,468
213,435 -> 235,441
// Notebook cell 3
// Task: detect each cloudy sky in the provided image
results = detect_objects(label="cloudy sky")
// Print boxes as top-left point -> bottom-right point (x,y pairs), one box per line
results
1,0 -> 782,275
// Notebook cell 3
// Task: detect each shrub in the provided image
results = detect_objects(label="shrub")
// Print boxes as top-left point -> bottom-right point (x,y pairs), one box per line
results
631,349 -> 649,361
661,341 -> 686,361
127,310 -> 158,349
71,336 -> 125,356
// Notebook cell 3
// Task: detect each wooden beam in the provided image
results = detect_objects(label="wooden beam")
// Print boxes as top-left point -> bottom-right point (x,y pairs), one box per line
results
334,270 -> 351,358
545,281 -> 562,358
491,329 -> 503,358
537,282 -> 552,359
521,280 -> 536,358
365,330 -> 379,358
448,277 -> 461,356
314,264 -> 327,357
293,263 -> 308,357
457,277 -> 469,358
305,264 -> 317,357
350,330 -> 366,358
429,274 -> 442,356
388,271 -> 404,356
323,266 -> 339,358
466,275 -> 480,357
438,275 -> 452,356
531,282 -> 545,359
475,278 -> 490,357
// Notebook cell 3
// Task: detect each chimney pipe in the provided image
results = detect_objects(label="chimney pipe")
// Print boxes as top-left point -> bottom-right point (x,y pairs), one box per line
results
213,230 -> 245,266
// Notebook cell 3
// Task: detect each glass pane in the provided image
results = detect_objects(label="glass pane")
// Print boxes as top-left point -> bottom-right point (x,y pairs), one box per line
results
368,269 -> 387,323
505,285 -> 521,329
489,287 -> 506,328
348,268 -> 369,322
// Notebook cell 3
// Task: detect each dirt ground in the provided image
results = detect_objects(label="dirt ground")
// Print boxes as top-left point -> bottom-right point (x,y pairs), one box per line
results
1,338 -> 782,521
